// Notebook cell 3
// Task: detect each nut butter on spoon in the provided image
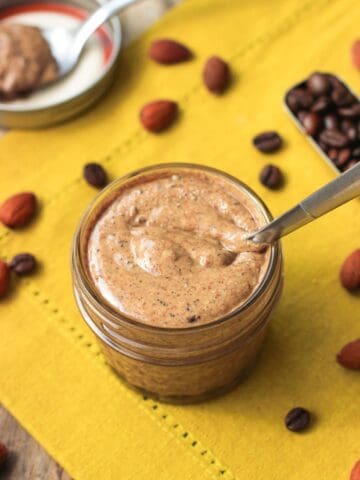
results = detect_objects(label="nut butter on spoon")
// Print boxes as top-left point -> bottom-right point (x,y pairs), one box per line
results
246,161 -> 360,243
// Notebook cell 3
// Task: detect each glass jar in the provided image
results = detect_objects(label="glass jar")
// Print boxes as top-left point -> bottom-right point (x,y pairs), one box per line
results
71,164 -> 283,403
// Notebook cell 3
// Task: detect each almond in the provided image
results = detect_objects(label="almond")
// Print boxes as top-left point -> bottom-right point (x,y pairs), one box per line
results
140,100 -> 178,133
350,460 -> 360,480
337,339 -> 360,370
0,192 -> 37,228
351,40 -> 360,70
203,56 -> 230,94
149,39 -> 192,64
0,260 -> 10,298
339,249 -> 360,290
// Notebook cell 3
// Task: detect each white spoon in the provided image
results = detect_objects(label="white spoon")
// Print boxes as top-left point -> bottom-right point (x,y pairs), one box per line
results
41,0 -> 139,85
246,162 -> 360,243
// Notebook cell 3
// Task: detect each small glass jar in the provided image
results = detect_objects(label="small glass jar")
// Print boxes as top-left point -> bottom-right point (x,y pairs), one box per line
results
71,164 -> 283,403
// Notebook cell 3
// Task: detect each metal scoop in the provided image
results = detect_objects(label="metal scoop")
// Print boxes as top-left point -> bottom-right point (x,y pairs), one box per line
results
246,162 -> 360,243
41,0 -> 138,84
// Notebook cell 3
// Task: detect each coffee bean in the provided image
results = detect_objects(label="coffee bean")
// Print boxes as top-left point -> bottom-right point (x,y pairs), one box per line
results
319,129 -> 349,148
285,407 -> 311,432
253,131 -> 282,153
83,163 -> 108,188
10,253 -> 37,275
310,95 -> 331,112
347,127 -> 358,142
297,110 -> 307,124
302,112 -> 322,136
328,148 -> 338,161
341,118 -> 354,131
352,146 -> 360,158
335,148 -> 351,167
0,442 -> 8,468
318,140 -> 328,152
286,88 -> 313,112
344,159 -> 357,171
307,72 -> 331,96
338,104 -> 360,118
324,113 -> 339,130
332,87 -> 356,107
259,164 -> 283,189
327,73 -> 343,89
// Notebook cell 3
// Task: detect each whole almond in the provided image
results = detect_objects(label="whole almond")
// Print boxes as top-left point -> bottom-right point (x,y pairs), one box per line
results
351,40 -> 360,70
339,249 -> 360,290
0,192 -> 37,228
149,39 -> 192,64
337,339 -> 360,370
0,260 -> 10,298
350,460 -> 360,480
203,56 -> 230,94
140,100 -> 178,133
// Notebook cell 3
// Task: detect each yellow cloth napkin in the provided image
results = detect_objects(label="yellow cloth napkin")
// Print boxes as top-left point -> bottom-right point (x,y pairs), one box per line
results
1,0 -> 360,478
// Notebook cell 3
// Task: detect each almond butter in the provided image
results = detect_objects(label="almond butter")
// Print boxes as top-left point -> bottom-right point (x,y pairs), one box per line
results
350,460 -> 360,480
337,339 -> 360,370
203,56 -> 230,94
149,39 -> 192,64
0,192 -> 37,228
351,40 -> 360,70
140,100 -> 178,133
0,260 -> 10,298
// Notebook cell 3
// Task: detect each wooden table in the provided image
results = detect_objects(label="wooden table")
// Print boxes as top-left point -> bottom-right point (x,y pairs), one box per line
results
0,1 -> 180,478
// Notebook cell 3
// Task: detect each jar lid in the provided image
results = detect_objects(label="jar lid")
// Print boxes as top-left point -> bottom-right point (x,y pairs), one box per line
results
0,0 -> 122,128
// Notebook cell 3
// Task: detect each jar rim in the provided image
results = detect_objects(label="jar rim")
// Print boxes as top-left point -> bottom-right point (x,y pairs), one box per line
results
72,163 -> 280,333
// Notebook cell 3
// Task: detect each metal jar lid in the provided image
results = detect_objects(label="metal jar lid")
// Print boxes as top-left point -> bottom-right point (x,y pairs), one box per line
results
0,0 -> 122,128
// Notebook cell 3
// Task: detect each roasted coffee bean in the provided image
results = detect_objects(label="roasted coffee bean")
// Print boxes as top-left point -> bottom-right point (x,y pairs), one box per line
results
338,104 -> 360,118
310,95 -> 332,112
285,407 -> 311,432
327,73 -> 343,89
344,159 -> 357,171
297,110 -> 307,124
259,164 -> 283,189
302,112 -> 322,136
253,131 -> 282,153
324,113 -> 339,130
340,119 -> 357,141
341,119 -> 354,131
307,72 -> 331,96
331,87 -> 356,107
318,140 -> 328,151
286,88 -> 313,112
347,127 -> 358,142
352,146 -> 360,158
83,163 -> 108,188
0,442 -> 8,468
10,253 -> 37,275
319,129 -> 349,148
335,148 -> 351,167
328,148 -> 338,161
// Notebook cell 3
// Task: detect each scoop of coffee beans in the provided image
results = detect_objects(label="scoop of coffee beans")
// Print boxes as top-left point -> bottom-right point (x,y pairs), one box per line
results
286,72 -> 360,172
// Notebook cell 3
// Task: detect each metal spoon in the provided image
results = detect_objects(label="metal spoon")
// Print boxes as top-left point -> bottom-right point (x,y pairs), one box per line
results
246,162 -> 360,243
41,0 -> 139,84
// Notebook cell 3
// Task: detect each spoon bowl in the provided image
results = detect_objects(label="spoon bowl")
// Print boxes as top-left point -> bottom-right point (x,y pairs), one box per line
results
40,0 -> 138,88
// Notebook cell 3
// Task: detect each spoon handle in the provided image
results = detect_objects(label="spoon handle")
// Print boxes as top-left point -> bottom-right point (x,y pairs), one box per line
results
247,162 -> 360,243
71,0 -> 139,62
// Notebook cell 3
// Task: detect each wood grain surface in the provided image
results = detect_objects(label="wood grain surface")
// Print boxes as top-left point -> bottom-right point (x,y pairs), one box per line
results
0,405 -> 71,480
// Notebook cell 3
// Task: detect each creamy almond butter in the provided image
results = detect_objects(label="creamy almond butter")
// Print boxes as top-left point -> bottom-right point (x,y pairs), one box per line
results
0,24 -> 58,99
87,170 -> 269,328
